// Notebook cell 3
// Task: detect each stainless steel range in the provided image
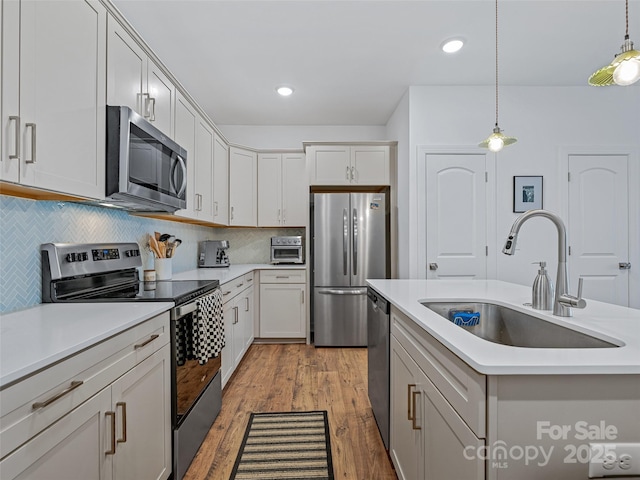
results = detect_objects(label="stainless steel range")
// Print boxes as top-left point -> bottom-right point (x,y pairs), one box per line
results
41,242 -> 222,480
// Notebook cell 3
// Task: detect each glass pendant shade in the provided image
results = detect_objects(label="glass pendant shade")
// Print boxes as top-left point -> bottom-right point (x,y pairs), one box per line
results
589,1 -> 640,86
479,126 -> 517,152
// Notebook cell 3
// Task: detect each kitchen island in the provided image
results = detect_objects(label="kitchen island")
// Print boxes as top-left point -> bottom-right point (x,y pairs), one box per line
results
367,279 -> 640,480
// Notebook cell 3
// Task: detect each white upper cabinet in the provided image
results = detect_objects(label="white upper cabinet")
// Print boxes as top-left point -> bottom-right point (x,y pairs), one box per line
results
107,15 -> 175,138
1,0 -> 106,199
307,144 -> 390,186
213,134 -> 229,225
229,146 -> 257,226
194,117 -> 215,222
173,92 -> 197,219
258,153 -> 307,227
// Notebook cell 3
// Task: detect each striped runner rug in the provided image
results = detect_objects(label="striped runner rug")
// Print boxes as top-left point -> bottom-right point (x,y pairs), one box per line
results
229,411 -> 334,480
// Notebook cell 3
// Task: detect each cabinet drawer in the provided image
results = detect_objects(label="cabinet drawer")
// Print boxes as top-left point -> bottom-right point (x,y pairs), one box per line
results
221,275 -> 249,303
259,269 -> 306,284
0,312 -> 169,459
391,306 -> 486,438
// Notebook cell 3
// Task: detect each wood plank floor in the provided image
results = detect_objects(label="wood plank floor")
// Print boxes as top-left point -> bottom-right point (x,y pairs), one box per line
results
183,344 -> 398,480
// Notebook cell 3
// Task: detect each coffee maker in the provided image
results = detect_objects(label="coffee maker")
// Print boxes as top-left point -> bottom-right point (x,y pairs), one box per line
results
198,240 -> 230,268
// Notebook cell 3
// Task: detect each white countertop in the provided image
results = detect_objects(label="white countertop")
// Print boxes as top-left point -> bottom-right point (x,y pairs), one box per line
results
0,302 -> 173,388
172,263 -> 306,283
367,279 -> 640,375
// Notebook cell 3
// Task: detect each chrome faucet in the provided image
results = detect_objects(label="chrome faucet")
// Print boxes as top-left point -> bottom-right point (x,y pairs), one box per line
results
502,209 -> 586,317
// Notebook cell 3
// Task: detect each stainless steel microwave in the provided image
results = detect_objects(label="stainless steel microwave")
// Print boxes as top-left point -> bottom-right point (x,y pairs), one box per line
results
105,106 -> 187,212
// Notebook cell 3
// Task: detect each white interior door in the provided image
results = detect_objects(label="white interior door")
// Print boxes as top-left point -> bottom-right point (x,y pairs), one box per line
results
425,154 -> 487,279
568,155 -> 630,306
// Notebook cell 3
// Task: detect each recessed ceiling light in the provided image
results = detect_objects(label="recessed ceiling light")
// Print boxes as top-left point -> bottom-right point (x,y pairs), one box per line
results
441,38 -> 464,54
276,86 -> 294,96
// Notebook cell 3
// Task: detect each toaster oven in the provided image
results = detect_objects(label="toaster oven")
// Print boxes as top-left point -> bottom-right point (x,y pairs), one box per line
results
270,236 -> 304,264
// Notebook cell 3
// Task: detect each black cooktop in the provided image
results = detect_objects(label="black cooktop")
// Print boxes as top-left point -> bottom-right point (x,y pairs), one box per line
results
60,279 -> 220,306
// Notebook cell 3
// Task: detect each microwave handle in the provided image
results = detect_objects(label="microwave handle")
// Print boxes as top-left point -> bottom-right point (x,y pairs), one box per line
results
171,155 -> 187,198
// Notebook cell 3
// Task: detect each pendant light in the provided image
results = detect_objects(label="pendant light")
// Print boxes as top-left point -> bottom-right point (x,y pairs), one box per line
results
479,0 -> 516,153
589,0 -> 640,86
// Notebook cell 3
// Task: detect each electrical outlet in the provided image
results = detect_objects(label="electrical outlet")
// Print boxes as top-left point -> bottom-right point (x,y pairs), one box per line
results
589,443 -> 640,477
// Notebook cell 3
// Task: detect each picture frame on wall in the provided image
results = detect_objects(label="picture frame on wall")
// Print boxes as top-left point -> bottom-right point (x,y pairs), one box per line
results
513,176 -> 543,213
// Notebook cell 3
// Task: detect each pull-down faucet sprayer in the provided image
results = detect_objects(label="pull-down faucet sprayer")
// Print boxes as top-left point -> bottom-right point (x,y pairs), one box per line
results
502,209 -> 586,317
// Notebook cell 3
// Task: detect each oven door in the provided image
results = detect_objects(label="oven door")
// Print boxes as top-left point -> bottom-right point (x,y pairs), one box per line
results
271,245 -> 303,264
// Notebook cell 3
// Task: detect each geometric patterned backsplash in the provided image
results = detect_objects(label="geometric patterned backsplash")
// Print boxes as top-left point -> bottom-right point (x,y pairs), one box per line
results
0,195 -> 303,314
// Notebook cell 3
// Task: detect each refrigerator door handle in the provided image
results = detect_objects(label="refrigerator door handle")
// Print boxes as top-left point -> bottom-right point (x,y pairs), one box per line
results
353,208 -> 358,276
343,208 -> 348,276
318,288 -> 368,295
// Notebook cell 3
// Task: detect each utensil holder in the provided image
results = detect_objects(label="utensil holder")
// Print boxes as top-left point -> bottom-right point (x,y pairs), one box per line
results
155,258 -> 172,280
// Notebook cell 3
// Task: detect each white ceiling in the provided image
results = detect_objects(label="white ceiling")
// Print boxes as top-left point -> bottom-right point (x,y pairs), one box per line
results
112,0 -> 639,126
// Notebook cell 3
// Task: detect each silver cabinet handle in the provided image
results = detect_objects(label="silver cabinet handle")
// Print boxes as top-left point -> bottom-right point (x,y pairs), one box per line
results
223,290 -> 231,296
411,390 -> 421,430
275,275 -> 290,279
142,93 -> 151,118
283,209 -> 286,225
234,306 -> 239,324
116,402 -> 127,443
619,262 -> 631,270
343,208 -> 348,276
346,166 -> 350,180
350,166 -> 355,181
352,208 -> 358,276
32,380 -> 83,410
134,334 -> 159,350
231,206 -> 234,220
148,97 -> 156,121
429,263 -> 438,271
214,201 -> 219,216
106,411 -> 117,455
247,277 -> 253,282
9,116 -> 20,160
245,296 -> 249,311
25,123 -> 36,164
301,290 -> 305,304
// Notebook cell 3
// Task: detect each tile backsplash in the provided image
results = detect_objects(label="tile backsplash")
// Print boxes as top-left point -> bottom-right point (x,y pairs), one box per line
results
0,195 -> 303,313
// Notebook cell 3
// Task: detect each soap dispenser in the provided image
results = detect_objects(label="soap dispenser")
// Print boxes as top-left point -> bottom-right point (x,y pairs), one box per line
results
532,261 -> 554,310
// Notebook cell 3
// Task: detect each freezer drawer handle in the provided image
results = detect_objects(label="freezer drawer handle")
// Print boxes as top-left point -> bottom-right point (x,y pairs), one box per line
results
318,288 -> 367,295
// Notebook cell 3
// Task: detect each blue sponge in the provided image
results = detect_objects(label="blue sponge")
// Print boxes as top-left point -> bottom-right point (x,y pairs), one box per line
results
449,311 -> 480,327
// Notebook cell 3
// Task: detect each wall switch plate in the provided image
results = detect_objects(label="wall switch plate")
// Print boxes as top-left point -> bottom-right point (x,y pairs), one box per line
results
589,443 -> 640,477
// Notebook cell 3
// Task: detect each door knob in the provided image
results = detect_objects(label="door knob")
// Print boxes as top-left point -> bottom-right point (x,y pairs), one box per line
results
619,262 -> 631,270
429,263 -> 438,271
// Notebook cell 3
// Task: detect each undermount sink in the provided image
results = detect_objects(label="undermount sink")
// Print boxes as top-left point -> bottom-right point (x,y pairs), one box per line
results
422,301 -> 620,349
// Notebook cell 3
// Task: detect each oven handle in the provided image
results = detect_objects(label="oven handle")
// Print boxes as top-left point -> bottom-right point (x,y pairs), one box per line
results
173,301 -> 197,319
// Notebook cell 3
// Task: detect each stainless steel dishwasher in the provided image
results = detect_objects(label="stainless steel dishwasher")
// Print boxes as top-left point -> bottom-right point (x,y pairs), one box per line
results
367,286 -> 390,449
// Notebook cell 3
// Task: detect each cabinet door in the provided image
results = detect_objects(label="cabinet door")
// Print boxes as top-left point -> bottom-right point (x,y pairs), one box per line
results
146,60 -> 175,138
0,387 -> 112,480
307,145 -> 350,185
111,345 -> 171,480
229,147 -> 257,226
1,0 -> 20,182
390,336 -> 422,480
221,299 -> 235,389
257,153 -> 282,227
213,134 -> 229,225
194,117 -> 214,222
107,14 -> 145,116
282,153 -> 307,226
173,93 -> 197,219
420,370 -> 484,480
351,145 -> 389,185
242,286 -> 255,351
20,0 -> 106,198
259,284 -> 306,338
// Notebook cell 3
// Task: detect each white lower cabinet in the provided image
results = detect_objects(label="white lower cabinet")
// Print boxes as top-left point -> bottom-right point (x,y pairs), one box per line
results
0,313 -> 171,480
390,308 -> 484,480
258,270 -> 306,339
221,273 -> 255,388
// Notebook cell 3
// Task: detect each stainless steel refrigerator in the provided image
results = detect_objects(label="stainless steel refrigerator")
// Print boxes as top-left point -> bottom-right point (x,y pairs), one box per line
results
312,192 -> 389,346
